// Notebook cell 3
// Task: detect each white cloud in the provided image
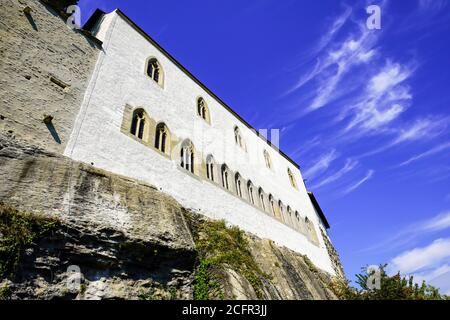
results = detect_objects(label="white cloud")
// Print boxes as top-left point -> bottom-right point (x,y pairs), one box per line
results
359,210 -> 450,254
344,61 -> 413,136
284,7 -> 353,95
368,63 -> 411,94
389,238 -> 450,274
341,169 -> 374,196
420,211 -> 450,233
388,237 -> 450,294
310,159 -> 358,189
303,149 -> 339,179
412,264 -> 450,295
397,141 -> 450,167
394,116 -> 449,144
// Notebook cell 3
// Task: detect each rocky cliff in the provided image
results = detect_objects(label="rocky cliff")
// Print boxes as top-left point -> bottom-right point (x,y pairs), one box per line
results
0,135 -> 338,300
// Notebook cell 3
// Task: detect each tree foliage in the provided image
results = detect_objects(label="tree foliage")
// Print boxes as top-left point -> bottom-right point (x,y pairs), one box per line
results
330,264 -> 449,300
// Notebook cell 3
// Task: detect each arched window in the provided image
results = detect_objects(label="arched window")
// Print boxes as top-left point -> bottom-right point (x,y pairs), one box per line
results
258,188 -> 266,212
269,195 -> 276,217
247,181 -> 255,205
221,164 -> 231,191
287,206 -> 294,228
180,140 -> 195,174
235,173 -> 243,198
234,126 -> 245,150
206,155 -> 215,182
130,108 -> 147,140
146,58 -> 163,86
288,168 -> 297,189
197,98 -> 210,123
264,150 -> 272,169
305,217 -> 319,244
155,123 -> 170,154
295,211 -> 301,231
279,201 -> 285,223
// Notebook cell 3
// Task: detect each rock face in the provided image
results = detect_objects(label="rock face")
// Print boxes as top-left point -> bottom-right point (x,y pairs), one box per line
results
0,135 -> 338,300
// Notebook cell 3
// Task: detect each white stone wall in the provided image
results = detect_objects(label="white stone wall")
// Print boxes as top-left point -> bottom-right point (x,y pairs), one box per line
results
65,10 -> 335,275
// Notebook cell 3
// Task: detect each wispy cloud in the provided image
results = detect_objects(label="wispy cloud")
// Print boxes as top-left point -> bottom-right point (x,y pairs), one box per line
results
342,61 -> 413,136
341,169 -> 374,196
303,149 -> 339,179
310,159 -> 358,189
357,116 -> 449,158
360,211 -> 450,253
388,237 -> 450,294
389,238 -> 450,274
283,7 -> 353,95
396,141 -> 450,167
393,116 -> 449,144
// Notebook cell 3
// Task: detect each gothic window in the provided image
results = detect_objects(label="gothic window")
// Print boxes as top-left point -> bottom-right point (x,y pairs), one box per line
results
247,181 -> 255,205
235,173 -> 243,198
155,123 -> 170,154
295,211 -> 301,231
234,126 -> 245,150
197,97 -> 210,123
264,150 -> 272,169
130,108 -> 146,140
279,201 -> 285,223
221,164 -> 231,191
146,58 -> 163,86
180,140 -> 195,174
269,195 -> 276,217
305,217 -> 319,244
288,168 -> 297,189
206,155 -> 215,182
258,188 -> 266,212
287,206 -> 294,227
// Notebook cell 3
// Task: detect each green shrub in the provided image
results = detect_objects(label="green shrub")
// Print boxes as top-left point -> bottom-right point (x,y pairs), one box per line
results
0,204 -> 58,279
330,264 -> 449,300
190,218 -> 269,299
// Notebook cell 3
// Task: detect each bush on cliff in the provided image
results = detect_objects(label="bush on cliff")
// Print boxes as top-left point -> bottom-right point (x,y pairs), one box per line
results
330,264 -> 449,300
0,204 -> 58,279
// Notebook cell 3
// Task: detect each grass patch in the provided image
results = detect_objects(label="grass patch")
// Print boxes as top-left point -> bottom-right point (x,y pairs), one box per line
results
0,203 -> 59,279
0,283 -> 11,300
189,217 -> 269,300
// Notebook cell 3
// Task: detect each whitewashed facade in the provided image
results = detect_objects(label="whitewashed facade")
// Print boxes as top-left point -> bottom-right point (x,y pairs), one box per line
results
65,9 -> 336,275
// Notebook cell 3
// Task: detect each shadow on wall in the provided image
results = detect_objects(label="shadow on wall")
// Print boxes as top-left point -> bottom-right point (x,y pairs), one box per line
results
24,11 -> 38,31
45,122 -> 61,144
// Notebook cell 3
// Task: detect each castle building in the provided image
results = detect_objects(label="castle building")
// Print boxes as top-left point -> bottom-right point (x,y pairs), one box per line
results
0,1 -> 342,277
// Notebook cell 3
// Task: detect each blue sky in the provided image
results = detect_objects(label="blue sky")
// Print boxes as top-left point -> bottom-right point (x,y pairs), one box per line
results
78,0 -> 450,293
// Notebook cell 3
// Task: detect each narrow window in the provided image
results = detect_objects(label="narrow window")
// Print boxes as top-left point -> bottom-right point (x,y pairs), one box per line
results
146,58 -> 163,85
305,217 -> 319,244
155,123 -> 170,154
181,140 -> 194,174
247,181 -> 255,205
259,188 -> 266,211
206,155 -> 215,181
130,109 -> 146,140
288,168 -> 297,188
235,173 -> 243,198
264,150 -> 272,169
197,98 -> 209,121
269,195 -> 276,216
222,165 -> 230,190
234,126 -> 245,149
279,201 -> 285,223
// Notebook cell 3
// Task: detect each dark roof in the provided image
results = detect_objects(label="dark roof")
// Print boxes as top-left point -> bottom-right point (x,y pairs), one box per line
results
308,192 -> 330,229
83,8 -> 300,169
